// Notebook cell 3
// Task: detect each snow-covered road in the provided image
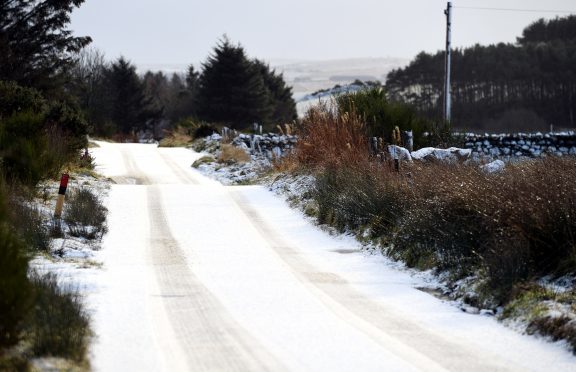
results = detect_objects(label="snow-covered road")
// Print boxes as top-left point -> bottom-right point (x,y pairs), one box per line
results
88,142 -> 575,371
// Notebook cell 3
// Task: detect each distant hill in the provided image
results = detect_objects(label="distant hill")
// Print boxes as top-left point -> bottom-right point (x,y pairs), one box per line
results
270,57 -> 408,100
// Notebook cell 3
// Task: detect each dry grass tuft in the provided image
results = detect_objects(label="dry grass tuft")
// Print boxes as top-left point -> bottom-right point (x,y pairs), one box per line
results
218,144 -> 250,164
159,127 -> 193,147
295,103 -> 369,169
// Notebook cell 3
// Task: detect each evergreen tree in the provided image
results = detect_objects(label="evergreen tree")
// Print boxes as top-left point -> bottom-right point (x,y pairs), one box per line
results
197,37 -> 271,129
0,0 -> 91,92
106,57 -> 160,135
166,66 -> 199,122
252,60 -> 297,127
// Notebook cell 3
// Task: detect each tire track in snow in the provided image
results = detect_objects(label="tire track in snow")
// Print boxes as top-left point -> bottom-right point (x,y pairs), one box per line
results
115,147 -> 282,371
228,189 -> 517,372
157,149 -> 201,185
147,187 -> 283,371
113,147 -> 151,185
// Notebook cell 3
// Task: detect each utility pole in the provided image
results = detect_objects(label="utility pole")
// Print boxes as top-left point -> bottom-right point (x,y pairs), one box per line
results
444,2 -> 452,123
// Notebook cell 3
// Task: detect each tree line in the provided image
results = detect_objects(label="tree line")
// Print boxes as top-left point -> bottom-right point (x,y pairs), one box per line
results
69,37 -> 297,139
386,15 -> 576,132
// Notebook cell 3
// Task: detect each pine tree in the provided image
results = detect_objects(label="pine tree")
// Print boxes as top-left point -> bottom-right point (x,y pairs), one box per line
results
252,60 -> 297,127
106,57 -> 160,135
197,37 -> 271,129
0,0 -> 91,92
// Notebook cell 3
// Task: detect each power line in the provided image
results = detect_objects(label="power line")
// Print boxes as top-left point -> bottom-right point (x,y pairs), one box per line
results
454,6 -> 576,14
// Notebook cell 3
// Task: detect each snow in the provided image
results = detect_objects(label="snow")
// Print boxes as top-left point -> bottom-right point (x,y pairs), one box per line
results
481,159 -> 506,173
411,147 -> 472,162
388,145 -> 413,161
80,142 -> 576,371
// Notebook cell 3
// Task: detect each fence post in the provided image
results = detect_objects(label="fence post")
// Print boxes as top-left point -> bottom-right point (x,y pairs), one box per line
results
403,130 -> 414,152
54,173 -> 69,218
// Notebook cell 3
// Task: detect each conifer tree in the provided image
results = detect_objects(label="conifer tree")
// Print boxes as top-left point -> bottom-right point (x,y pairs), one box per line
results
197,37 -> 271,129
0,0 -> 91,92
252,60 -> 297,126
106,57 -> 160,135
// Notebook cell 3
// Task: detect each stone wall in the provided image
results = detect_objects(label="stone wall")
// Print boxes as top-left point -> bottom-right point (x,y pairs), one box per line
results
464,132 -> 576,159
232,133 -> 298,159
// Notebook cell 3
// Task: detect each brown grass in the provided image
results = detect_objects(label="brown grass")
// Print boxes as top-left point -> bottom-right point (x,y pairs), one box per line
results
295,103 -> 369,169
159,127 -> 193,147
218,144 -> 250,164
404,158 -> 576,279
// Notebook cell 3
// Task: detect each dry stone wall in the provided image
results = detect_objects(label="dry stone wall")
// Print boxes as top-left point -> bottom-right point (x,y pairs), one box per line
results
464,132 -> 576,159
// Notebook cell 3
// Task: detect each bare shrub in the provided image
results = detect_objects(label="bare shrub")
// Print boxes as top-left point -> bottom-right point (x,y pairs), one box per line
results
218,144 -> 250,164
391,157 -> 576,298
315,163 -> 406,237
7,197 -> 50,252
63,188 -> 107,239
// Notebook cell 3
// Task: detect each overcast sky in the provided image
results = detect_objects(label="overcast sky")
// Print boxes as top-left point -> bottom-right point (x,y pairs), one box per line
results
70,0 -> 576,66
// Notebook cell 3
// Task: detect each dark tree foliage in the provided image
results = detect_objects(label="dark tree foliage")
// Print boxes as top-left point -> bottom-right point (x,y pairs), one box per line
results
0,81 -> 88,185
386,16 -> 576,132
197,37 -> 296,130
166,66 -> 199,123
519,15 -> 576,44
0,0 -> 91,93
197,38 -> 270,129
253,60 -> 297,127
67,47 -> 111,135
336,87 -> 432,146
106,57 -> 161,135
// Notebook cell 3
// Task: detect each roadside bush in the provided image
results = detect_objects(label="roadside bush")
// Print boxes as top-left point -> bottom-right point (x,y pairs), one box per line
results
63,188 -> 107,239
389,158 -> 576,301
0,82 -> 88,187
336,87 -> 432,148
0,80 -> 47,118
29,272 -> 90,362
315,164 -> 406,237
8,197 -> 50,252
0,225 -> 34,349
0,111 -> 69,186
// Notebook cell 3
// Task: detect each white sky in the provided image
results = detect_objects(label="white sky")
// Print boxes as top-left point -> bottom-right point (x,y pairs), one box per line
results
70,0 -> 576,65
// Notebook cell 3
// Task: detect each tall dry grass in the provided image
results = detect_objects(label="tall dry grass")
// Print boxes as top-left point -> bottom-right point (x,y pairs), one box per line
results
296,103 -> 370,169
218,144 -> 251,164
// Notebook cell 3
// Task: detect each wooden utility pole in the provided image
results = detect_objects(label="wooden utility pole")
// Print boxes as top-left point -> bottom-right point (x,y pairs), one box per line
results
444,2 -> 452,123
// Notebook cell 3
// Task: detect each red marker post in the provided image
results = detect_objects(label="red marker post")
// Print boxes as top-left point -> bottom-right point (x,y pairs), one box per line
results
54,173 -> 69,218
